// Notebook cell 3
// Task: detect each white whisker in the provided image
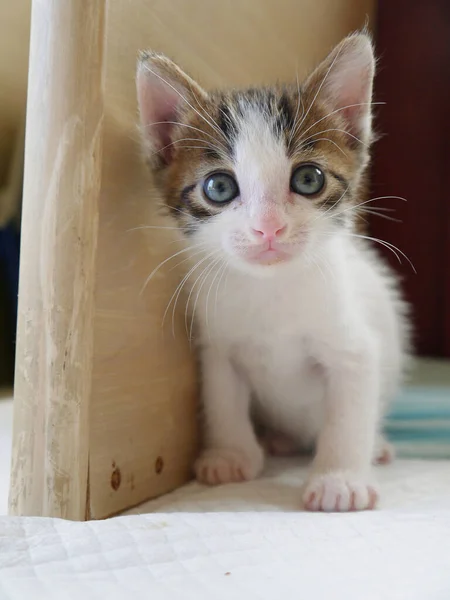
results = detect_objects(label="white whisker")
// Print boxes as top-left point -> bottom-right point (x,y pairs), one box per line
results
127,225 -> 181,232
189,85 -> 228,145
214,259 -> 229,321
150,137 -> 228,160
167,245 -> 211,273
162,256 -> 205,335
346,232 -> 416,273
299,101 -> 385,139
292,44 -> 345,138
176,145 -> 222,151
297,136 -> 348,157
359,195 -> 407,204
204,259 -> 227,342
299,127 -> 367,148
319,255 -> 337,284
184,252 -> 219,338
357,206 -> 397,213
357,208 -> 402,223
287,72 -> 305,147
327,196 -> 407,223
145,120 -> 228,152
140,243 -> 206,296
311,256 -> 328,287
169,205 -> 203,221
189,256 -> 223,342
162,249 -> 215,338
310,187 -> 349,225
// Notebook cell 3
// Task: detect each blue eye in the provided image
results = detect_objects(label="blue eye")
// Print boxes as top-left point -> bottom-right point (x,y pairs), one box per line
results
203,172 -> 239,203
291,164 -> 325,196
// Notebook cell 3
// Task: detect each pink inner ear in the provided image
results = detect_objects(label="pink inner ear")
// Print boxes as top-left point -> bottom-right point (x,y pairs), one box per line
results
137,69 -> 182,164
340,101 -> 366,138
325,50 -> 373,141
336,70 -> 372,138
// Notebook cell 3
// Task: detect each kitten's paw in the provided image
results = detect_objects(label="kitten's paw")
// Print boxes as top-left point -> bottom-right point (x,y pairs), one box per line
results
194,446 -> 264,485
303,472 -> 379,512
373,437 -> 395,465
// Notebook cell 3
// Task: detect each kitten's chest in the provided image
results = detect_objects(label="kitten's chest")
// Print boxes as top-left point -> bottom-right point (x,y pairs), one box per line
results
203,268 -> 327,343
196,266 -> 332,413
193,256 -> 369,413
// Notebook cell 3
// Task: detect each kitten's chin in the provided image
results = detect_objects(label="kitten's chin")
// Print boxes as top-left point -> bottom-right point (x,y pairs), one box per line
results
229,247 -> 301,276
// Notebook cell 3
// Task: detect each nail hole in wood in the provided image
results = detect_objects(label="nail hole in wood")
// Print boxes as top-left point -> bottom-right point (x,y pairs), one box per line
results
111,466 -> 121,491
155,456 -> 164,474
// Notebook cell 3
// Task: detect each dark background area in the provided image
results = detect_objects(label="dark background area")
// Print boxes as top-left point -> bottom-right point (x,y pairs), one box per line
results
371,0 -> 450,356
0,225 -> 20,386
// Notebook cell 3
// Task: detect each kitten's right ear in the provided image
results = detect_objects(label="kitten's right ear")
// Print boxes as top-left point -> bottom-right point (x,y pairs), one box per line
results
137,52 -> 207,168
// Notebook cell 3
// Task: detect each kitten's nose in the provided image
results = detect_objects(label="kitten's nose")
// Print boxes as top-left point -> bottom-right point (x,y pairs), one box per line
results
251,219 -> 287,241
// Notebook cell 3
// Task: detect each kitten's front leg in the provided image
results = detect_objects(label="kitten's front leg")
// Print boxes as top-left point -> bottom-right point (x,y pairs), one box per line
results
303,340 -> 380,512
195,346 -> 264,485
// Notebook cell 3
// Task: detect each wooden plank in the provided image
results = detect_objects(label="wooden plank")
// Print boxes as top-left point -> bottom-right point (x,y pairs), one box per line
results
88,118 -> 199,518
9,0 -> 106,520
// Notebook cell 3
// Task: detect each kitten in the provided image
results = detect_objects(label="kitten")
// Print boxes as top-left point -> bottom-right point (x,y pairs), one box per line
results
136,32 -> 410,512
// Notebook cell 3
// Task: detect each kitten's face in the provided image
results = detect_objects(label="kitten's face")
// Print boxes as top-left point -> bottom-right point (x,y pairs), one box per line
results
137,33 -> 375,274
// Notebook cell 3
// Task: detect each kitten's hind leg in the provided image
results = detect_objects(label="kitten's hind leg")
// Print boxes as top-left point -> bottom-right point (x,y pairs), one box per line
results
260,431 -> 308,457
265,432 -> 300,457
195,347 -> 264,485
373,434 -> 395,465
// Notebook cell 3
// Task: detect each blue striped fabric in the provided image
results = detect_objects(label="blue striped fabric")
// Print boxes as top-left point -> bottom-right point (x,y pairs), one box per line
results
384,386 -> 450,459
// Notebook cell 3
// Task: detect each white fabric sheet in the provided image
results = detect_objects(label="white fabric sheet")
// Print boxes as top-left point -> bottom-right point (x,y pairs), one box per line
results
1,459 -> 450,600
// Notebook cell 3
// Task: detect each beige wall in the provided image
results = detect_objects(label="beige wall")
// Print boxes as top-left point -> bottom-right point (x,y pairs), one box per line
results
0,0 -> 30,183
106,0 -> 375,127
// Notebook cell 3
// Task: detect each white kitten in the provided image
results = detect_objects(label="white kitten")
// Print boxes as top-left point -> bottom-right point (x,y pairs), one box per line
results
137,32 -> 410,512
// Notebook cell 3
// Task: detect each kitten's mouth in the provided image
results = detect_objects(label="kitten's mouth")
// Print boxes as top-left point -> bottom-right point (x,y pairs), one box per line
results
247,243 -> 293,265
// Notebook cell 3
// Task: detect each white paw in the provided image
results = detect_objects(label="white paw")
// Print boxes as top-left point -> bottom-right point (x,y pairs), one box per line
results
303,472 -> 379,512
194,446 -> 264,485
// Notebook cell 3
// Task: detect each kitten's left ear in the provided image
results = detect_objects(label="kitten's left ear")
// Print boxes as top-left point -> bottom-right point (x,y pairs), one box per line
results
137,52 -> 208,167
304,32 -> 375,144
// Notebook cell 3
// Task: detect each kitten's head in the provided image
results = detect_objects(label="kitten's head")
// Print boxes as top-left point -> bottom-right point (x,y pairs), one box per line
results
137,33 -> 375,274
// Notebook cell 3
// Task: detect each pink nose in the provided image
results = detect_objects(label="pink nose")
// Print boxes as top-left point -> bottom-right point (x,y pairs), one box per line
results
251,220 -> 287,241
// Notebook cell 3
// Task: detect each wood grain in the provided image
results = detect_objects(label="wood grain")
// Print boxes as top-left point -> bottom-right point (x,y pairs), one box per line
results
9,0 -> 106,519
88,119 -> 199,518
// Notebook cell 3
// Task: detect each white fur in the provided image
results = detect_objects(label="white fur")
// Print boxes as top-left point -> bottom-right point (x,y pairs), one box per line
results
190,104 -> 409,512
138,34 -> 409,512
